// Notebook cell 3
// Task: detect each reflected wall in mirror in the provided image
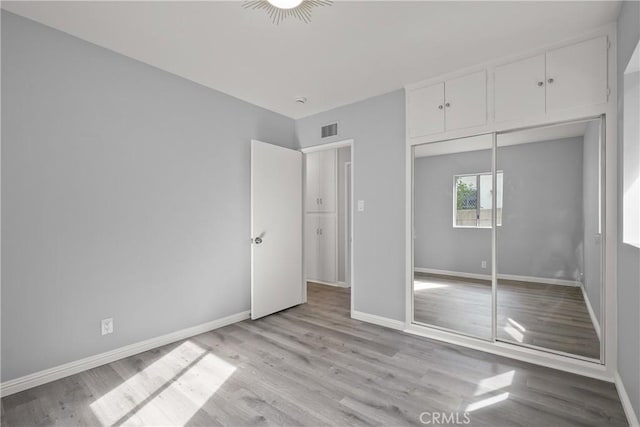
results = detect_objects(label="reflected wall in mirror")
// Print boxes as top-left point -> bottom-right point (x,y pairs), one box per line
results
413,134 -> 493,339
496,118 -> 603,361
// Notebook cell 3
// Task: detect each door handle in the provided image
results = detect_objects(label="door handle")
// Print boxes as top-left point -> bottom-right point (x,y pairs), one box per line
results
252,232 -> 265,245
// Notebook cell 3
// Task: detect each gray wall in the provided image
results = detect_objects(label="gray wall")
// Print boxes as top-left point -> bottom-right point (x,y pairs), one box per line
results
296,91 -> 406,321
617,1 -> 640,421
582,121 -> 602,323
1,11 -> 296,382
414,138 -> 584,281
337,146 -> 351,283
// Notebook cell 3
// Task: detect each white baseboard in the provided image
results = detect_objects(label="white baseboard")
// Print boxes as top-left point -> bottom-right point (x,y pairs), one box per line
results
580,285 -> 601,340
0,310 -> 250,398
308,279 -> 350,288
351,310 -> 405,331
414,267 -> 581,287
615,372 -> 640,426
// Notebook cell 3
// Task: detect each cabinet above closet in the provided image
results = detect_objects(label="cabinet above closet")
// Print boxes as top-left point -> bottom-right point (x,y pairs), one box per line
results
494,36 -> 608,122
406,31 -> 612,144
407,70 -> 487,138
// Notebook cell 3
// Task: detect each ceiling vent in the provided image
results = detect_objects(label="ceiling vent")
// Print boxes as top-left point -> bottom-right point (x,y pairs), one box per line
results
321,122 -> 338,139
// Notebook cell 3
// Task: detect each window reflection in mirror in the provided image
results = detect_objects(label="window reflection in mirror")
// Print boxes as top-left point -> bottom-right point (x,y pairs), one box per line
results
413,134 -> 493,340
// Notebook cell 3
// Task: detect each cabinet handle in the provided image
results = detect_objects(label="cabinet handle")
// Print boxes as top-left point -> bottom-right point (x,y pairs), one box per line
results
320,198 -> 323,204
537,81 -> 544,87
438,105 -> 444,110
320,228 -> 323,235
445,102 -> 451,108
547,78 -> 554,84
316,228 -> 319,235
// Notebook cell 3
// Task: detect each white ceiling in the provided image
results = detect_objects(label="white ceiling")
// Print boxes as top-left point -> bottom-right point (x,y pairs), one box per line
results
2,1 -> 621,119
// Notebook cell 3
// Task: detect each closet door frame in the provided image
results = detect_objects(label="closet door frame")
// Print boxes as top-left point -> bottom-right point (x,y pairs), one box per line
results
406,115 -> 612,381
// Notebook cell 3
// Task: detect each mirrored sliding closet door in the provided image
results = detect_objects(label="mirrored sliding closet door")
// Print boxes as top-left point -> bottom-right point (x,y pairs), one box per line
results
496,118 -> 604,362
413,134 -> 493,340
411,117 -> 605,363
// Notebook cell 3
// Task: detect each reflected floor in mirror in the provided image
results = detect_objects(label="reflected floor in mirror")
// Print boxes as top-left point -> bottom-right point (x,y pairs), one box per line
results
413,273 -> 600,360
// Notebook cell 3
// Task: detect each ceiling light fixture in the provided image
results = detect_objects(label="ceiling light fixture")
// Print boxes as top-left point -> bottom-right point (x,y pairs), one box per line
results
243,0 -> 332,25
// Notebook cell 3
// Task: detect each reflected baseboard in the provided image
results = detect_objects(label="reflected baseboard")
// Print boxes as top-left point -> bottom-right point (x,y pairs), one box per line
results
414,267 -> 582,287
581,285 -> 602,340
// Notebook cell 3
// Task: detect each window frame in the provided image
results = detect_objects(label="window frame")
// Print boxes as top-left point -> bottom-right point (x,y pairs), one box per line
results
452,171 -> 503,229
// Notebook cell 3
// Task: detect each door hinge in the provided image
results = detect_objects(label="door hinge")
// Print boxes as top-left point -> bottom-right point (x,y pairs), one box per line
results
607,87 -> 611,101
607,38 -> 611,51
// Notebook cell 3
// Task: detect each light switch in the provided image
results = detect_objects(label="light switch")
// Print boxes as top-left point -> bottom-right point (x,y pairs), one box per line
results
357,200 -> 365,212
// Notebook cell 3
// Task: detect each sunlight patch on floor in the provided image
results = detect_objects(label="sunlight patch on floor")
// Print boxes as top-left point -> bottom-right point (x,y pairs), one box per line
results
507,318 -> 526,332
503,324 -> 524,343
90,340 -> 236,426
414,280 -> 449,291
465,392 -> 510,412
474,370 -> 514,396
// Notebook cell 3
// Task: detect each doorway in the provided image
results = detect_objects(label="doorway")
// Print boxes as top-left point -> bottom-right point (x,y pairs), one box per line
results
302,140 -> 354,311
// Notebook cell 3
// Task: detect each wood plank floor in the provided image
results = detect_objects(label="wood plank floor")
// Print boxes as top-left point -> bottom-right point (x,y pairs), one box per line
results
2,283 -> 626,426
414,273 -> 600,359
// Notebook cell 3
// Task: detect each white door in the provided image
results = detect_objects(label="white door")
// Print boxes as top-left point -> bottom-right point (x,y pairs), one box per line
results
494,54 -> 546,122
305,215 -> 319,280
304,151 -> 320,212
345,162 -> 352,287
317,149 -> 337,213
317,215 -> 337,283
546,36 -> 608,112
445,70 -> 487,131
251,140 -> 303,319
407,82 -> 445,138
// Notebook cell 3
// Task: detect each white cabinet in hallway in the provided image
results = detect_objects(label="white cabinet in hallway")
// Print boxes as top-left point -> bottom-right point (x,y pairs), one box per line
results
305,149 -> 336,213
494,36 -> 608,122
305,214 -> 337,284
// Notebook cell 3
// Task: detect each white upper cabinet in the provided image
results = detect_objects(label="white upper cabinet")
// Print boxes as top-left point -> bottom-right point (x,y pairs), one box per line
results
494,55 -> 546,122
408,33 -> 611,141
305,149 -> 336,213
445,71 -> 487,131
407,71 -> 486,139
545,36 -> 608,113
494,36 -> 608,123
407,82 -> 445,138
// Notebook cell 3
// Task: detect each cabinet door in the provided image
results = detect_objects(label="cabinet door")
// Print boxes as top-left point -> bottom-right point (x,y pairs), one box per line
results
407,83 -> 445,138
305,216 -> 319,280
305,151 -> 320,212
546,36 -> 608,112
317,216 -> 337,283
494,55 -> 546,122
445,71 -> 487,131
317,149 -> 336,213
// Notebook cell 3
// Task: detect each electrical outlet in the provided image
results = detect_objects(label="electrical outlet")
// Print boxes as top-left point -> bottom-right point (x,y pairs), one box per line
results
357,200 -> 365,212
101,318 -> 113,336
481,261 -> 487,269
